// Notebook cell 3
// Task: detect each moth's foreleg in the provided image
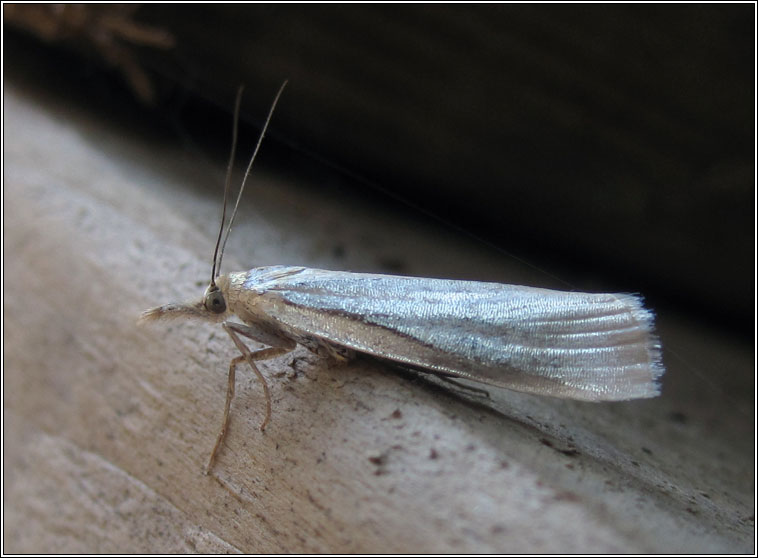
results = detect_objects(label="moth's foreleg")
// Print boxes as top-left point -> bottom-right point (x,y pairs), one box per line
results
224,322 -> 296,432
205,322 -> 295,474
206,353 -> 244,475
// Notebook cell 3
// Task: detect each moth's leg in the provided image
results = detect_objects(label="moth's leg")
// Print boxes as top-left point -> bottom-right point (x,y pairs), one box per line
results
206,353 -> 244,475
225,321 -> 298,350
205,322 -> 295,474
435,375 -> 491,399
391,360 -> 492,399
310,338 -> 355,364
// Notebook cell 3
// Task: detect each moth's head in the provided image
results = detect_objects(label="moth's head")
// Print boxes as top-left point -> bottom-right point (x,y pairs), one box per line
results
139,275 -> 231,325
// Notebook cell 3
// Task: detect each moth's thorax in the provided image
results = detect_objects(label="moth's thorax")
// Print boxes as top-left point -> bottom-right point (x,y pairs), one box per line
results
222,266 -> 307,325
222,270 -> 265,323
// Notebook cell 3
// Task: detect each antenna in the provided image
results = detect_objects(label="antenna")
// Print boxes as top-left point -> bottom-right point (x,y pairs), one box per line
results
212,80 -> 288,282
209,86 -> 244,288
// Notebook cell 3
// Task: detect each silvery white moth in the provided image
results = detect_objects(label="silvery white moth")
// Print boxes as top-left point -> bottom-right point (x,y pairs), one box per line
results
140,82 -> 664,472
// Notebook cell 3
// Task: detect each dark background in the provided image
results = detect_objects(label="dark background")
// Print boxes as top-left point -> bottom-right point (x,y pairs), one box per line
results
6,4 -> 754,335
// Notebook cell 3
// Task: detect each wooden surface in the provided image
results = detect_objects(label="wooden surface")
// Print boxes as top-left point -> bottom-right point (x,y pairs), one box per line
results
2,79 -> 753,552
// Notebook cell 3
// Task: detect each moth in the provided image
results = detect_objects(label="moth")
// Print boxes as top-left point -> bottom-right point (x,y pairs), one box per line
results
141,82 -> 664,472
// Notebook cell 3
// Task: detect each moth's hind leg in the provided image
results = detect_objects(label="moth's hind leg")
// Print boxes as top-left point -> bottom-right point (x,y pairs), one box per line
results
296,334 -> 355,365
205,322 -> 295,474
392,361 -> 491,400
320,340 -> 355,364
434,375 -> 491,399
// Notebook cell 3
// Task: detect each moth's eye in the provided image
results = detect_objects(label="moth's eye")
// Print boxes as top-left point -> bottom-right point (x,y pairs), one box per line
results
205,290 -> 226,314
